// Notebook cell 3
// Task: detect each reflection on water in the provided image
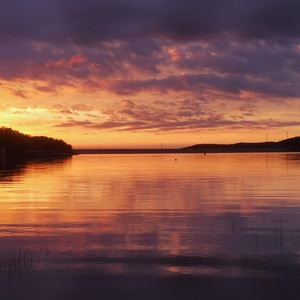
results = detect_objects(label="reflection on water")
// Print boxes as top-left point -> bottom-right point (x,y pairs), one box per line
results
1,153 -> 300,299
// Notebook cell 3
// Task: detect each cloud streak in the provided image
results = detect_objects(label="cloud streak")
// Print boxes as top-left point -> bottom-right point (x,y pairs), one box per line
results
54,115 -> 300,132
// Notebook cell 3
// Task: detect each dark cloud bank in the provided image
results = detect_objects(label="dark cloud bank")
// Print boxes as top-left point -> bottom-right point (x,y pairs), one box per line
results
2,0 -> 300,42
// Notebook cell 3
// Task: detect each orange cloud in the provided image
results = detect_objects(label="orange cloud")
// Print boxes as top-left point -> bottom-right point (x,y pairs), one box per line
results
120,99 -> 135,108
46,54 -> 87,67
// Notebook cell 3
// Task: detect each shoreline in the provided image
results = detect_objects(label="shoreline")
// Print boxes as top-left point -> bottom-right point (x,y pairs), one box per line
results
74,148 -> 300,154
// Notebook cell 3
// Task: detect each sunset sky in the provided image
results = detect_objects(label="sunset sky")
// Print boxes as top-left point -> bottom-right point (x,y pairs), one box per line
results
1,0 -> 300,148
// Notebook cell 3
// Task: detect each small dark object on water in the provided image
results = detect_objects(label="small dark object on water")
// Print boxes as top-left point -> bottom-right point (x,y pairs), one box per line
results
175,158 -> 177,161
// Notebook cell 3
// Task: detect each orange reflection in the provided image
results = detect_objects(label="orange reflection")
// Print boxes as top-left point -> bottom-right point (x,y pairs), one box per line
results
0,153 -> 300,257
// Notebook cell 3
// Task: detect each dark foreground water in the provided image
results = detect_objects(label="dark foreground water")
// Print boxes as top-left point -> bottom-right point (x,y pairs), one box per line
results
1,153 -> 300,299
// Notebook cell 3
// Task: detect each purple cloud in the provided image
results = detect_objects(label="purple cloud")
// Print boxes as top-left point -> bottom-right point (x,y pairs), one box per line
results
109,71 -> 300,98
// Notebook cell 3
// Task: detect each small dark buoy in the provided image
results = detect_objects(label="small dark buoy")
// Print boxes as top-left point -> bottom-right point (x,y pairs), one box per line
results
175,158 -> 177,161
204,153 -> 206,156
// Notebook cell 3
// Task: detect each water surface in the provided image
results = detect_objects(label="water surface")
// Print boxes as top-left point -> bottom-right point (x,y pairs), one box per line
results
1,153 -> 300,299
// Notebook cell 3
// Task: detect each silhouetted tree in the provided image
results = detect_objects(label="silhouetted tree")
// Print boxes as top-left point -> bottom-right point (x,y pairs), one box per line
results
0,127 -> 73,158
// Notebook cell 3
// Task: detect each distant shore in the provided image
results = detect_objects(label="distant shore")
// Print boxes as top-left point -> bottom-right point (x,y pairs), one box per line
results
75,136 -> 300,154
74,148 -> 299,154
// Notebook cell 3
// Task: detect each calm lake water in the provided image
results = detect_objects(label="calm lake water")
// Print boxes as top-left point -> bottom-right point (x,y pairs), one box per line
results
1,153 -> 300,299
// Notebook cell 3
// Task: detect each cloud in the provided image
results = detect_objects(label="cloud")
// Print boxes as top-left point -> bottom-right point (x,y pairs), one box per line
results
0,2 -> 281,42
53,115 -> 300,132
54,120 -> 93,128
3,87 -> 29,99
52,104 -> 95,116
45,54 -> 87,67
120,99 -> 136,108
56,0 -> 300,42
50,96 -> 300,134
109,71 -> 300,98
53,119 -> 147,130
1,1 -> 299,100
11,89 -> 29,99
70,104 -> 94,112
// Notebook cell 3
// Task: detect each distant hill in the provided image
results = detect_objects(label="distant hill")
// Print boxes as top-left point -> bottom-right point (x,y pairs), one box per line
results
0,127 -> 73,160
183,137 -> 300,153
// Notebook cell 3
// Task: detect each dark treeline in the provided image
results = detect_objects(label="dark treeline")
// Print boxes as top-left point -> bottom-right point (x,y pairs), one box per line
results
0,127 -> 73,158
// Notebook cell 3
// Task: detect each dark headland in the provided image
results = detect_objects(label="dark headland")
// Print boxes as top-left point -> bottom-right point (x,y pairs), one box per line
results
0,127 -> 73,161
182,136 -> 300,153
76,136 -> 300,154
